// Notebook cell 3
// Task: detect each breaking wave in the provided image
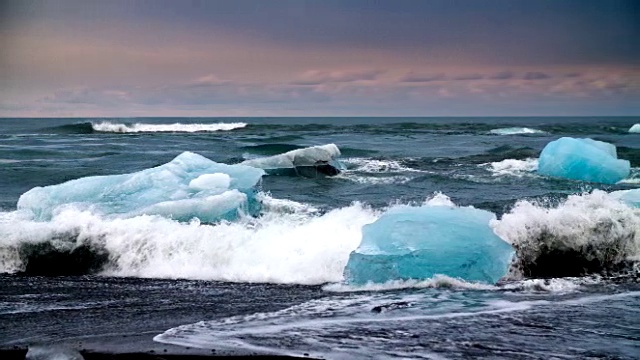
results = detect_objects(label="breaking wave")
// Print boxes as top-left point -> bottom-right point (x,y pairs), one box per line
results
0,196 -> 378,283
1,189 -> 638,283
481,158 -> 539,177
492,190 -> 640,278
92,121 -> 247,133
489,127 -> 546,135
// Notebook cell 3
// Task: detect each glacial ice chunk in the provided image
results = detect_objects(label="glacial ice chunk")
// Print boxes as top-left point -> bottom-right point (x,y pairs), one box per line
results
344,205 -> 514,284
537,137 -> 630,184
241,144 -> 344,176
630,124 -> 640,133
17,152 -> 265,222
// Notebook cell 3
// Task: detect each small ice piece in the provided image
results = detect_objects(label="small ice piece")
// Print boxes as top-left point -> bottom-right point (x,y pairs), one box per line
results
344,205 -> 514,284
18,152 -> 265,222
537,137 -> 630,184
629,124 -> 640,133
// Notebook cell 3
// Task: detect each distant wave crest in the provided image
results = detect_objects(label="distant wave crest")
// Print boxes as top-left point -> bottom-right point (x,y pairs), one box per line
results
92,121 -> 247,133
490,127 -> 546,135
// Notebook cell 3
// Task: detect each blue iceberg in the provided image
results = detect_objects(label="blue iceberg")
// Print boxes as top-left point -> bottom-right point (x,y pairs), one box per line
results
344,205 -> 514,284
17,152 -> 265,222
537,137 -> 630,184
630,124 -> 640,133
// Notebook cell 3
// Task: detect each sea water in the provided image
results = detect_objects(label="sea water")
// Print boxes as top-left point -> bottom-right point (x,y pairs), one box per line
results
0,117 -> 639,359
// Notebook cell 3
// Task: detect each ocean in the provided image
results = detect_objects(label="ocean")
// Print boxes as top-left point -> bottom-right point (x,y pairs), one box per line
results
0,117 -> 639,359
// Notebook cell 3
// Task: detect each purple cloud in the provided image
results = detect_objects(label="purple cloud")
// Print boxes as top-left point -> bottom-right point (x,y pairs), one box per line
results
523,72 -> 552,80
488,71 -> 514,80
400,72 -> 446,82
452,74 -> 484,81
292,69 -> 384,85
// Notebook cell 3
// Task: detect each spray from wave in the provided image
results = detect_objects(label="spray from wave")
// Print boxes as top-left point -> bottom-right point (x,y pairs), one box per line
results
493,190 -> 640,278
0,196 -> 378,284
1,185 -> 638,284
91,121 -> 247,133
481,158 -> 539,177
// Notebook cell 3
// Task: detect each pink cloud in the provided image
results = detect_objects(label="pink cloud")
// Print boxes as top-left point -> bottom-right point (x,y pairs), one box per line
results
292,69 -> 384,85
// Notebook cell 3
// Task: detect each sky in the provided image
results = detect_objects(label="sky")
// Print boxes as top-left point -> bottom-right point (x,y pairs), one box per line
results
1,0 -> 639,117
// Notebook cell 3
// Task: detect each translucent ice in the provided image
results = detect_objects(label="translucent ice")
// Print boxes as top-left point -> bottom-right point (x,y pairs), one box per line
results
611,189 -> 640,208
537,137 -> 630,184
344,205 -> 514,284
17,152 -> 265,222
241,144 -> 344,176
629,124 -> 640,133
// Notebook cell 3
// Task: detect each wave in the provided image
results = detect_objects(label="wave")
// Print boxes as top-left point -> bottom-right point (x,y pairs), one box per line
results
154,285 -> 639,358
481,158 -> 539,177
342,157 -> 422,173
492,190 -> 640,278
0,195 -> 378,283
334,157 -> 425,185
489,127 -> 546,135
44,122 -> 96,134
92,121 -> 247,133
1,189 -> 638,282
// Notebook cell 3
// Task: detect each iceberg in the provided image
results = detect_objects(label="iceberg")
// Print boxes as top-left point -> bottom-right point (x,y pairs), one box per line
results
630,124 -> 640,133
18,152 -> 265,222
537,137 -> 630,184
241,144 -> 344,177
344,205 -> 514,284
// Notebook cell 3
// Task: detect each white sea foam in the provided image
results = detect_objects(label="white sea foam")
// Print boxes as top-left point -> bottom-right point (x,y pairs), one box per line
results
3,189 -> 638,285
0,192 -> 465,284
92,121 -> 247,133
489,127 -> 546,135
335,174 -> 413,185
323,275 -> 497,292
153,292 -> 544,357
481,158 -> 539,177
501,278 -> 583,294
336,158 -> 422,184
617,168 -> 640,185
492,190 -> 640,277
342,158 -> 421,173
0,196 -> 378,284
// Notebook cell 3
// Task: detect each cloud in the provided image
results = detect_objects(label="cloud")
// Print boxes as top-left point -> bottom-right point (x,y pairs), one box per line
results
187,74 -> 231,87
40,87 -> 131,106
564,72 -> 582,78
23,67 -> 640,117
452,74 -> 484,81
400,72 -> 446,82
488,71 -> 514,80
522,72 -> 552,80
292,69 -> 384,85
